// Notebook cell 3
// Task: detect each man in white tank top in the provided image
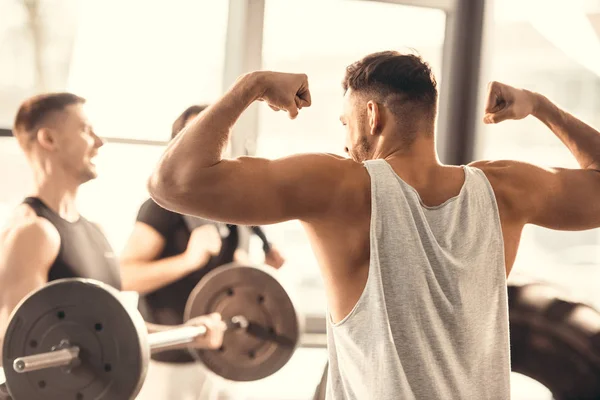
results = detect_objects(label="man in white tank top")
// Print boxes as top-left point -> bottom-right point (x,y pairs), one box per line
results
148,51 -> 600,399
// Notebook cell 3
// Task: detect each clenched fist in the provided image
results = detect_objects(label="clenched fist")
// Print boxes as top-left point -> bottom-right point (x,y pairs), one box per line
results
254,71 -> 312,119
264,246 -> 285,269
186,312 -> 227,350
483,81 -> 538,124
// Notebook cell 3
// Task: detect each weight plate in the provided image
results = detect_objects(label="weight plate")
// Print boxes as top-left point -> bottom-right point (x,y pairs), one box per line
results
2,278 -> 149,400
184,263 -> 300,381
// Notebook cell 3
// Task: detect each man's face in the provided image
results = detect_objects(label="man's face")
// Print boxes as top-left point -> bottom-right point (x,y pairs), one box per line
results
340,89 -> 373,162
49,104 -> 104,183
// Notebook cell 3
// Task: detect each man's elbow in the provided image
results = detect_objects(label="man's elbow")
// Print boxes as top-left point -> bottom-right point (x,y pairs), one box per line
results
147,170 -> 165,204
147,167 -> 180,210
147,166 -> 210,212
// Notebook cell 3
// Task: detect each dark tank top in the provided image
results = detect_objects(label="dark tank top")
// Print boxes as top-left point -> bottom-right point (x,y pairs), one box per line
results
22,197 -> 121,290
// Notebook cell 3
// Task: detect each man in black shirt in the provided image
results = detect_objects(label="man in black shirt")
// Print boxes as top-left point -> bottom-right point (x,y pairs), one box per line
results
120,105 -> 285,363
0,94 -> 225,398
119,105 -> 285,398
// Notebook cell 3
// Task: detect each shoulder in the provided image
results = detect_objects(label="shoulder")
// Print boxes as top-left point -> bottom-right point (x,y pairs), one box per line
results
2,204 -> 59,243
469,159 -> 521,190
469,159 -> 542,187
314,154 -> 370,211
288,152 -> 367,181
261,152 -> 369,218
468,159 -> 515,173
321,153 -> 367,184
468,159 -> 540,219
297,152 -> 368,191
1,204 -> 60,264
263,152 -> 368,198
268,152 -> 361,170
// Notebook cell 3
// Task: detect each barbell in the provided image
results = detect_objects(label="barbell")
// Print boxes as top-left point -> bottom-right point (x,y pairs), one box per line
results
0,263 -> 302,400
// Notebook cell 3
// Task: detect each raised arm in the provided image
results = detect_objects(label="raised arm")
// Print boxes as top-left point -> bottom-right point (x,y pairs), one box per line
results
148,71 -> 358,226
484,81 -> 600,170
479,81 -> 600,230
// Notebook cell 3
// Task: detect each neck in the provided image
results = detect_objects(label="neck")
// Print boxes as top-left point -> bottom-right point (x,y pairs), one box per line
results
372,134 -> 442,180
30,159 -> 81,222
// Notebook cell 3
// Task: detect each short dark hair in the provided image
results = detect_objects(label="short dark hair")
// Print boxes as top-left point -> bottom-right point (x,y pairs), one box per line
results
343,51 -> 438,119
171,104 -> 209,139
13,93 -> 86,142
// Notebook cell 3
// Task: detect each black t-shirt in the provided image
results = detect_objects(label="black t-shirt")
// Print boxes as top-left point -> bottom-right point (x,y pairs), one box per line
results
136,198 -> 270,363
22,197 -> 121,289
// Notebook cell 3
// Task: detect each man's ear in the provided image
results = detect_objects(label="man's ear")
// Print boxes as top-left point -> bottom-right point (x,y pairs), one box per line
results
37,128 -> 57,152
367,100 -> 382,136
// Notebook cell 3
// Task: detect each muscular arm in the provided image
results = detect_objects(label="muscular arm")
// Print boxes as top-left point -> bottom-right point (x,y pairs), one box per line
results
477,160 -> 600,230
0,214 -> 59,357
119,222 -> 207,294
148,72 -> 357,226
523,93 -> 600,227
533,94 -> 600,170
480,82 -> 600,231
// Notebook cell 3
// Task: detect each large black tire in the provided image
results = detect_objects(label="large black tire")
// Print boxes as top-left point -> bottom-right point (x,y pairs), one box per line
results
509,282 -> 600,399
313,282 -> 600,400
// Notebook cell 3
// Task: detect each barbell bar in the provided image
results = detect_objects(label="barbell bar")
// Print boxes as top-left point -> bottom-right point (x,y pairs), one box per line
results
11,315 -> 250,375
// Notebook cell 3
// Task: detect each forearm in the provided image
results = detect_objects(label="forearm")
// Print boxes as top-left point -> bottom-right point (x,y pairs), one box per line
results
532,92 -> 600,169
120,253 -> 207,294
149,73 -> 262,198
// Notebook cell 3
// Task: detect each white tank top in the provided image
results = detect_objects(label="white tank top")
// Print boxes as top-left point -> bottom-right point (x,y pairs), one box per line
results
326,159 -> 510,400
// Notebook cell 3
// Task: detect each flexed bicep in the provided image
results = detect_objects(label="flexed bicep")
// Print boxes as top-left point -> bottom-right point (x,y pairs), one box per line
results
150,153 -> 361,226
478,160 -> 600,231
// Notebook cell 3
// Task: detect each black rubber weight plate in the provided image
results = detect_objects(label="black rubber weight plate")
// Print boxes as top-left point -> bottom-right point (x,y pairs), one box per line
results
2,279 -> 149,400
184,263 -> 300,381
